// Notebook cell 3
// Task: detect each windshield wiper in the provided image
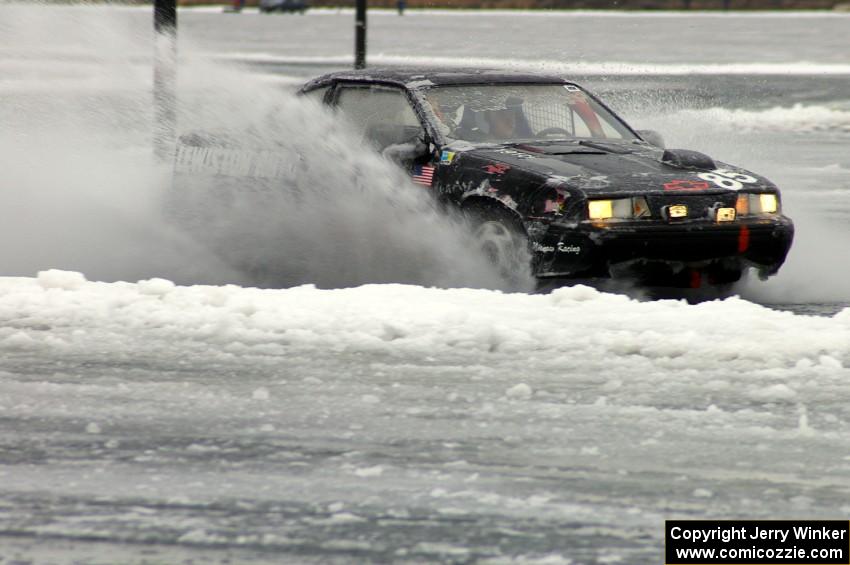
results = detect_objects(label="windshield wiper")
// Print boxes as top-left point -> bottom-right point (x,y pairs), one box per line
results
512,142 -> 605,155
578,140 -> 634,154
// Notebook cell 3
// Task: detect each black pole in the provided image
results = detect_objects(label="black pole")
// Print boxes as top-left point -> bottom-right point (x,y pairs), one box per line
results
355,0 -> 366,69
153,0 -> 177,162
154,0 -> 176,34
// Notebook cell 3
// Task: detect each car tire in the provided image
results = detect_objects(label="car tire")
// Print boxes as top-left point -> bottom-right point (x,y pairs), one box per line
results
465,204 -> 531,288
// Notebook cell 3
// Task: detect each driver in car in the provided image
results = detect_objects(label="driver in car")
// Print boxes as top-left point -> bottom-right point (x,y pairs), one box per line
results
484,96 -> 528,140
485,107 -> 517,140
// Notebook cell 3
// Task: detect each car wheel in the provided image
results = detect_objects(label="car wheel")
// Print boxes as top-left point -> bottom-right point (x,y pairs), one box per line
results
466,205 -> 531,288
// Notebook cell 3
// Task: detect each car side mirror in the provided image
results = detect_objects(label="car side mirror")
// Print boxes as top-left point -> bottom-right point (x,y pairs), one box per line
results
637,129 -> 665,149
661,148 -> 716,170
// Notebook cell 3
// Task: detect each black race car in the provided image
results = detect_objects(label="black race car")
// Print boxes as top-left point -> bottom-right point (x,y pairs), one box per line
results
299,68 -> 794,290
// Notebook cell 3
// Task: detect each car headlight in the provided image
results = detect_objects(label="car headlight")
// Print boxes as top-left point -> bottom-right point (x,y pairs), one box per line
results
588,199 -> 613,219
759,193 -> 778,213
587,197 -> 650,220
736,193 -> 779,216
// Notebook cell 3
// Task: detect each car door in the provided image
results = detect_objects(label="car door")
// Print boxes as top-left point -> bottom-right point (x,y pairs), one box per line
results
332,83 -> 435,186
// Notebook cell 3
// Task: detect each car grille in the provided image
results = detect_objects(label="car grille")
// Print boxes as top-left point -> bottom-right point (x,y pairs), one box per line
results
646,192 -> 739,220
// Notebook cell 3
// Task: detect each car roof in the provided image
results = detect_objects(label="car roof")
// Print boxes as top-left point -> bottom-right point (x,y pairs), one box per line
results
300,67 -> 574,92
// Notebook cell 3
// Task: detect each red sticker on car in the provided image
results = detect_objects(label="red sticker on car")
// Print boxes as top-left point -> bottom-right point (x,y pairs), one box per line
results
663,179 -> 711,191
483,163 -> 510,175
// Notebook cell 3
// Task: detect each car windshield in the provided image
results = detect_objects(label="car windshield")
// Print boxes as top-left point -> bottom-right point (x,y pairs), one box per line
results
423,84 -> 637,143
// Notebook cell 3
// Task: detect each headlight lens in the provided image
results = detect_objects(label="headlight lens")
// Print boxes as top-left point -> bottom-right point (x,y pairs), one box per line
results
759,193 -> 778,214
587,197 -> 650,220
736,193 -> 779,216
588,199 -> 613,220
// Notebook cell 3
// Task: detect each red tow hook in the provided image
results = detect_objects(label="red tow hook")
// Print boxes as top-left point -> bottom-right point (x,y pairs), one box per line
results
738,225 -> 751,253
689,269 -> 702,289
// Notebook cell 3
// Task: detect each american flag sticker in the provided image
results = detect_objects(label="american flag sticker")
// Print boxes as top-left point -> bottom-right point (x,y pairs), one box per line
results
412,164 -> 435,186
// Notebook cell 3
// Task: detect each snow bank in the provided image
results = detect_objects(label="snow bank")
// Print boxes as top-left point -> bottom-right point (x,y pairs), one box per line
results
669,104 -> 850,135
2,272 -> 848,383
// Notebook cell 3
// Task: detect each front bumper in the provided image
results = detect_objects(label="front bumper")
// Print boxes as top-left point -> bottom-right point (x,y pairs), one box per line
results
534,215 -> 795,284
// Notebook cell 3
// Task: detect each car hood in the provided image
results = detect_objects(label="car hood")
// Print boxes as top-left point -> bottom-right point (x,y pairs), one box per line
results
455,140 -> 776,194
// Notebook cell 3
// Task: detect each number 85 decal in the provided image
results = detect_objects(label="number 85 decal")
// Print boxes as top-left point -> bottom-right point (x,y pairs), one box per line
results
697,168 -> 757,190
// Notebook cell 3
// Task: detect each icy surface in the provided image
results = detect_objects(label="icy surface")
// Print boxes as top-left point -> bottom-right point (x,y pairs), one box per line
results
2,273 -> 850,562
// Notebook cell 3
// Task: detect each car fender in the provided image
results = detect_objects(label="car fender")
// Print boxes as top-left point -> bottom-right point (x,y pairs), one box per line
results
460,193 -> 526,233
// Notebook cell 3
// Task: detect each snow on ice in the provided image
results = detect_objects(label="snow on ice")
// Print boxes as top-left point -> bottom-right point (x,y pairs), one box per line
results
2,271 -> 849,377
3,271 -> 850,475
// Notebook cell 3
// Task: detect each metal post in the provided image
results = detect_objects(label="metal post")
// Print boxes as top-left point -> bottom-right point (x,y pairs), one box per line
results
154,0 -> 176,34
154,0 -> 177,162
355,0 -> 367,69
